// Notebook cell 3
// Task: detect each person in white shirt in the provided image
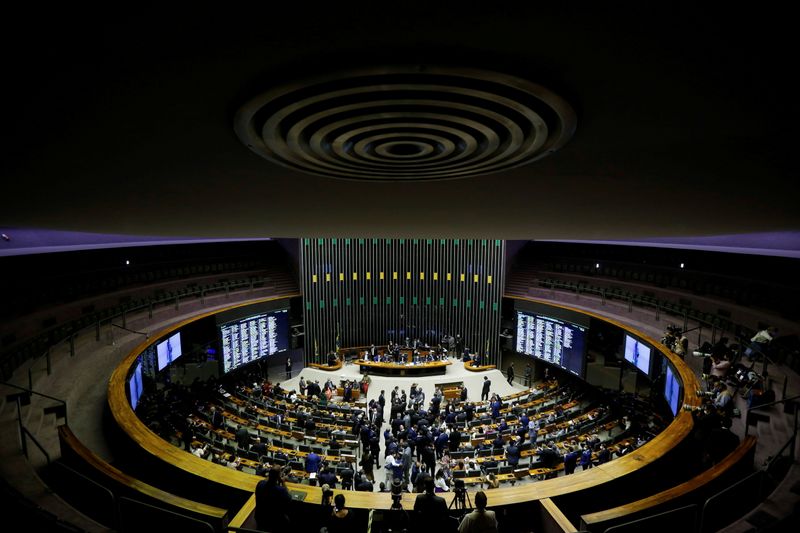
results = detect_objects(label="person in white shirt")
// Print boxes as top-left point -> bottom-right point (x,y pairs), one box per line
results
434,469 -> 450,492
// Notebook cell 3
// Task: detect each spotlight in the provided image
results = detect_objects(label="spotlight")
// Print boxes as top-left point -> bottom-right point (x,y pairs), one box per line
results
680,263 -> 685,269
595,263 -> 600,268
125,260 -> 130,265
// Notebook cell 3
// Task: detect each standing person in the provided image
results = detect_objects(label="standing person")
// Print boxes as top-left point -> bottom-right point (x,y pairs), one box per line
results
255,467 -> 291,532
285,357 -> 292,379
507,362 -> 515,385
458,491 -> 498,533
378,389 -> 386,420
413,475 -> 448,528
360,449 -> 375,481
481,376 -> 491,402
524,363 -> 532,387
324,493 -> 355,533
298,376 -> 306,396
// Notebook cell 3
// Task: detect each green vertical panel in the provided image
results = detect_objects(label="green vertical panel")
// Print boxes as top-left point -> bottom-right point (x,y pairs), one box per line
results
439,297 -> 444,305
454,239 -> 460,246
372,238 -> 378,244
440,239 -> 446,245
468,239 -> 473,246
359,239 -> 365,245
318,238 -> 324,245
346,297 -> 351,306
425,296 -> 431,305
399,296 -> 405,305
332,298 -> 338,307
479,300 -> 485,310
413,239 -> 418,244
372,296 -> 378,305
345,239 -> 351,245
495,240 -> 501,246
482,239 -> 487,246
304,238 -> 310,245
386,296 -> 392,305
400,239 -> 405,244
306,301 -> 311,310
331,238 -> 337,245
492,302 -> 498,311
453,298 -> 458,307
426,239 -> 432,245
319,299 -> 325,309
359,296 -> 365,305
466,299 -> 472,308
412,296 -> 418,305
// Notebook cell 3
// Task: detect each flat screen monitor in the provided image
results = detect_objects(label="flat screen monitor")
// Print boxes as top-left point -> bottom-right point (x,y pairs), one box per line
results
156,332 -> 183,371
624,334 -> 652,375
220,309 -> 290,374
129,358 -> 143,411
664,364 -> 681,416
515,310 -> 587,378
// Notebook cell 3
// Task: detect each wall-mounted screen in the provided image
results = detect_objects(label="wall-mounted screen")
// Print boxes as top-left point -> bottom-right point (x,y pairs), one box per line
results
624,334 -> 652,375
220,309 -> 289,374
156,332 -> 183,371
664,364 -> 681,416
129,358 -> 143,411
515,310 -> 587,378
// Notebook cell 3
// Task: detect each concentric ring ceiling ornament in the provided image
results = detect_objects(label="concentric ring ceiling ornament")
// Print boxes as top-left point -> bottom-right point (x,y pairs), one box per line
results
234,67 -> 577,181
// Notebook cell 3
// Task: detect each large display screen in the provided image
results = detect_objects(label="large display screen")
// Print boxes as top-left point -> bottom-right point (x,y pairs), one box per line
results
515,310 -> 586,378
220,309 -> 289,373
129,359 -> 144,411
156,332 -> 183,371
664,364 -> 681,416
624,334 -> 652,375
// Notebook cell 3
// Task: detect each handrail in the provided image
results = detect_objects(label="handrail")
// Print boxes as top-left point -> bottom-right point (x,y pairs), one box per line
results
745,393 -> 800,415
1,380 -> 69,409
21,426 -> 51,465
111,323 -> 149,337
744,394 -> 800,437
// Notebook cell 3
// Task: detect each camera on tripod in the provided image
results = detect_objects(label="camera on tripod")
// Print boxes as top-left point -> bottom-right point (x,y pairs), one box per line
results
449,478 -> 471,510
390,478 -> 404,510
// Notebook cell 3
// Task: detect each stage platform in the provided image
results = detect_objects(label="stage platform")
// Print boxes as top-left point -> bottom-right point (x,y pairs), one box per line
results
278,356 -> 519,407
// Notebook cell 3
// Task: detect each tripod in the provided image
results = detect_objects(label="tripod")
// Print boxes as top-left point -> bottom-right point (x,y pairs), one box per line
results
449,486 -> 472,510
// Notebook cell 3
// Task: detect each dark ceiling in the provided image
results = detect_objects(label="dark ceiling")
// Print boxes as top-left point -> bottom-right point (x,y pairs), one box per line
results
2,5 -> 797,241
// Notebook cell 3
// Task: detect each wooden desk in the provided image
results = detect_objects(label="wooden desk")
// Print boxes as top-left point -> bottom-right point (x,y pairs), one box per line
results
353,359 -> 452,376
309,359 -> 343,372
464,361 -> 497,372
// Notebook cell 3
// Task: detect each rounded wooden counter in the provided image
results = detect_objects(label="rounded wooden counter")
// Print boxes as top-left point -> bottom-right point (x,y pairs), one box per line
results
108,295 -> 702,512
353,359 -> 451,376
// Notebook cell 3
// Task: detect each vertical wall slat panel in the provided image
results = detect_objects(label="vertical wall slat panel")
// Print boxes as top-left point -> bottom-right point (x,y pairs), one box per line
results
301,238 -> 505,364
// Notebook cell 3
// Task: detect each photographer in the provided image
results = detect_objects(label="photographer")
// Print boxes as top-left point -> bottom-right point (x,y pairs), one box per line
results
413,474 -> 447,529
255,466 -> 291,533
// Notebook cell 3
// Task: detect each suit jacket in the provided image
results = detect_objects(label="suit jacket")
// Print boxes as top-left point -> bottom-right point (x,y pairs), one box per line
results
413,491 -> 448,516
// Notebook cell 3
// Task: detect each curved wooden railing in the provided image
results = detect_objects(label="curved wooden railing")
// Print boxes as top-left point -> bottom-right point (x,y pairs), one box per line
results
108,295 -> 702,512
579,435 -> 757,531
464,361 -> 497,371
57,425 -> 229,529
308,359 -> 343,371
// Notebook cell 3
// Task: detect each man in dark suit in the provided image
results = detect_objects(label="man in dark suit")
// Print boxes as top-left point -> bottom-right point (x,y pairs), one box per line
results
413,475 -> 448,529
235,424 -> 251,450
449,427 -> 462,453
481,377 -> 491,401
210,406 -> 223,429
